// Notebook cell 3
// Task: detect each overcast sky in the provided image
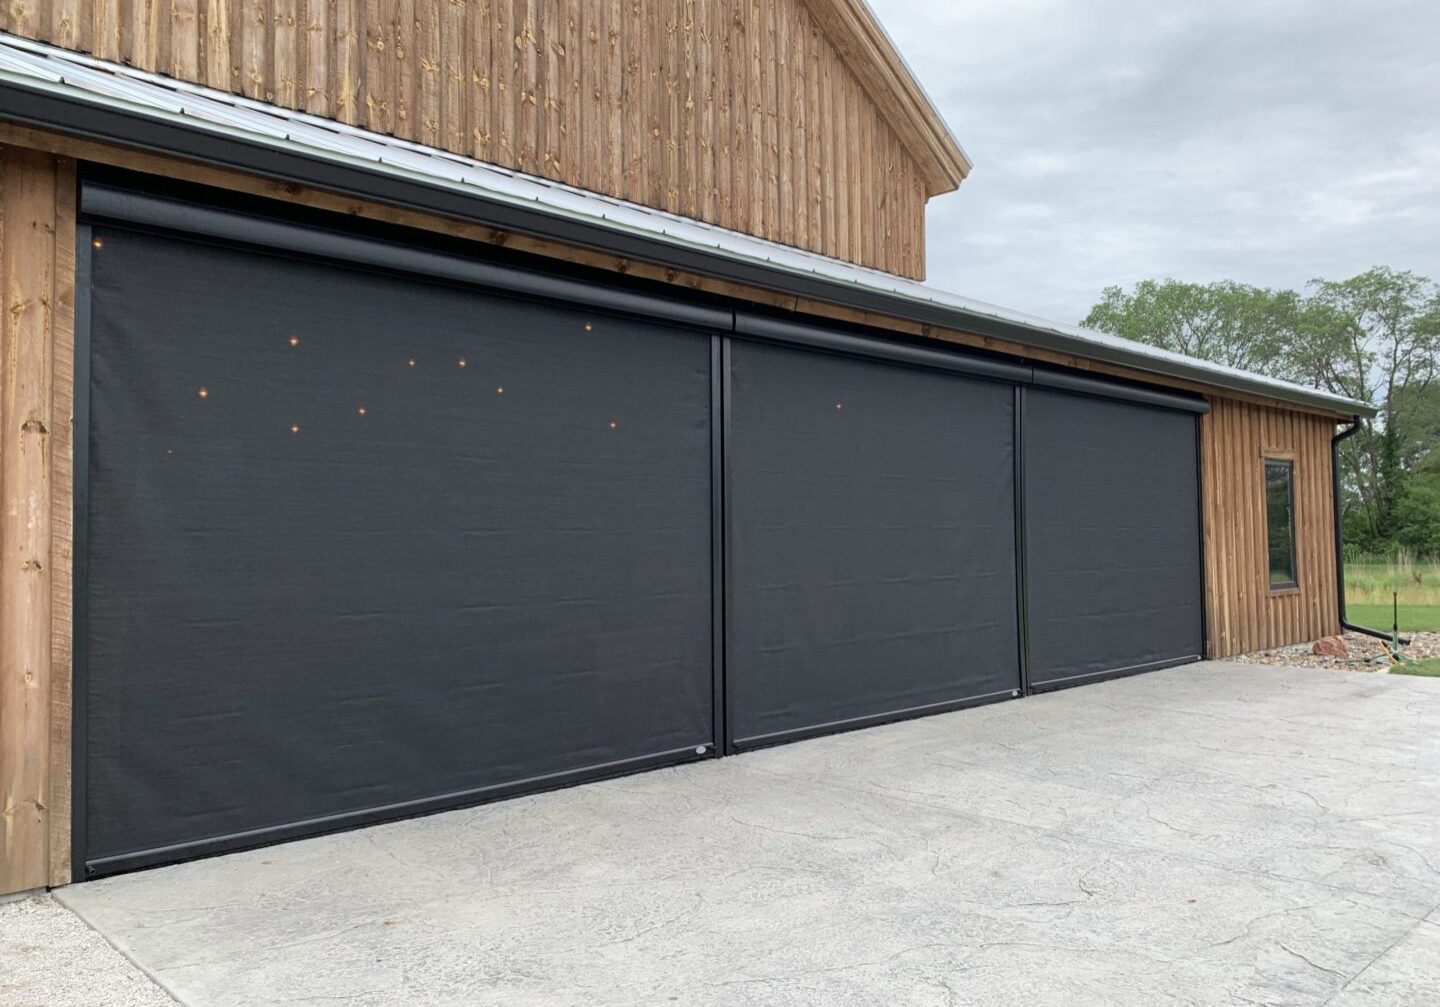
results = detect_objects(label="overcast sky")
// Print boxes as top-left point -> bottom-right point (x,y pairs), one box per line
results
869,0 -> 1440,325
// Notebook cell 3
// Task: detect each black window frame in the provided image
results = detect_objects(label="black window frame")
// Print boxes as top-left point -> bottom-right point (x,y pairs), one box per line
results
1264,457 -> 1299,592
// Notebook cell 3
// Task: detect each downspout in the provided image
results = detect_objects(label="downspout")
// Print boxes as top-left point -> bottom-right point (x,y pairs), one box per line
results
1331,417 -> 1408,643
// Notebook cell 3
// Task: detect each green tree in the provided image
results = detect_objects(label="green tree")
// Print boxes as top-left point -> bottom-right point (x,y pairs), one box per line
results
1390,382 -> 1440,476
1084,268 -> 1440,557
1081,279 -> 1299,374
1395,483 -> 1440,557
1287,268 -> 1440,544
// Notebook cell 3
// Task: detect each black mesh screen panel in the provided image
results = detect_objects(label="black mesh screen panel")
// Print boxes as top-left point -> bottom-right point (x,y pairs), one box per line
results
726,341 -> 1021,746
84,226 -> 714,866
1023,389 -> 1203,687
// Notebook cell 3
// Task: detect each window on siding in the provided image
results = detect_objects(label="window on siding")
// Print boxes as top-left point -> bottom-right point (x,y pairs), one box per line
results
1265,459 -> 1297,590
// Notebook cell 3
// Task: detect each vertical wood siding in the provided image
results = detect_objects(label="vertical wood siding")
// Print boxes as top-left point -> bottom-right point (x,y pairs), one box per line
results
1201,397 -> 1341,658
0,0 -> 933,278
0,127 -> 1353,892
0,146 -> 76,894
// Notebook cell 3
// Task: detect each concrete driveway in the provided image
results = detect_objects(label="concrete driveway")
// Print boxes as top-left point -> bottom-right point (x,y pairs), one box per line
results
50,662 -> 1440,1006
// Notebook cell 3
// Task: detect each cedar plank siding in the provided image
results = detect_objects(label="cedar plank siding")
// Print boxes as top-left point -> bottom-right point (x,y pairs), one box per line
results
0,146 -> 76,893
0,0 -> 934,277
0,127 -> 1353,895
1201,397 -> 1341,658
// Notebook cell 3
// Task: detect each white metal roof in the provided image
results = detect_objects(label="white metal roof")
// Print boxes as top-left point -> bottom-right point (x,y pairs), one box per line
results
0,32 -> 1373,417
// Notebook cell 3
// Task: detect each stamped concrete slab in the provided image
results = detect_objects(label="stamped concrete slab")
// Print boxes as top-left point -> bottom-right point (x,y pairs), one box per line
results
0,894 -> 177,1007
55,662 -> 1440,1006
1326,914 -> 1440,1006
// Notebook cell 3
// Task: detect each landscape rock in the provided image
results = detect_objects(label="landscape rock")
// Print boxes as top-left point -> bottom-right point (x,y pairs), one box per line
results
1236,629 -> 1438,671
1312,635 -> 1349,658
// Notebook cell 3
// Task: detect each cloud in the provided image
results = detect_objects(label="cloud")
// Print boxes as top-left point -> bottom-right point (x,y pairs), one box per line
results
868,0 -> 1440,323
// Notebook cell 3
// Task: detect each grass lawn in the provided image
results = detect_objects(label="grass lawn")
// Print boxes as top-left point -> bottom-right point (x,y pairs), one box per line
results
1392,658 -> 1440,677
1345,559 -> 1439,634
1345,604 -> 1440,633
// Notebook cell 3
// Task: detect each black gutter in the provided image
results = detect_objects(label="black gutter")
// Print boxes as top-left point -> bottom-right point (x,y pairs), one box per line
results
1331,419 -> 1408,644
0,80 -> 1372,419
734,312 -> 1210,414
81,178 -> 1212,416
733,311 -> 1032,385
1029,366 -> 1210,415
80,182 -> 733,332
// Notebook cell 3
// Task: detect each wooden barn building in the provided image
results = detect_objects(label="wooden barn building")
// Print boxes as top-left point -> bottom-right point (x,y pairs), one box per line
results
0,0 -> 1373,893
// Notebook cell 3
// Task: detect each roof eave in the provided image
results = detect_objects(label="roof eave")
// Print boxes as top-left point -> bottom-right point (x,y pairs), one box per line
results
0,42 -> 1375,421
800,0 -> 972,196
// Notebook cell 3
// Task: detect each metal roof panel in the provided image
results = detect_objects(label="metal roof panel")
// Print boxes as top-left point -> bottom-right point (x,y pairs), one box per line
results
0,34 -> 1374,418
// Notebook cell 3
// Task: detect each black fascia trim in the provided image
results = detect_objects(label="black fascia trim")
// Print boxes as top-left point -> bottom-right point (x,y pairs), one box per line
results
0,82 -> 1374,419
84,176 -> 1211,415
84,744 -> 709,878
734,311 -> 1032,384
1032,367 -> 1210,415
79,181 -> 732,332
735,314 -> 1211,414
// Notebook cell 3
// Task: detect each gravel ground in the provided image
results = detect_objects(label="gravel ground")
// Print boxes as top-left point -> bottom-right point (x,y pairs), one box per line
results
0,893 -> 176,1007
1232,629 -> 1440,670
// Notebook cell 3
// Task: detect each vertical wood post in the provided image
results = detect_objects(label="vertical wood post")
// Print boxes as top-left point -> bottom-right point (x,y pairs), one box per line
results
0,146 -> 71,895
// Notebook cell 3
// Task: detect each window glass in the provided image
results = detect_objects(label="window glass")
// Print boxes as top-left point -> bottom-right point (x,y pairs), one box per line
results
1265,459 -> 1297,588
